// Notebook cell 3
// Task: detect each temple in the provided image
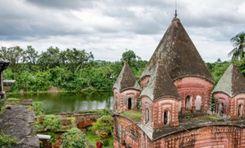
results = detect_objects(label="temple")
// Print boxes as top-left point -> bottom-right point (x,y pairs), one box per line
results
113,16 -> 245,147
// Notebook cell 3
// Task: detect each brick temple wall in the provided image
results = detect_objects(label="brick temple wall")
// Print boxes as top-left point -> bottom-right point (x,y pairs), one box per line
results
213,93 -> 245,119
153,126 -> 245,148
114,116 -> 141,148
152,98 -> 179,128
114,116 -> 245,148
113,89 -> 140,112
174,77 -> 213,113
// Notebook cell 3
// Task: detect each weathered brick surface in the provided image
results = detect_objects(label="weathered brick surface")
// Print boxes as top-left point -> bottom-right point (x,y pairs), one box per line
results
214,93 -> 245,119
114,117 -> 245,148
114,116 -> 141,148
113,89 -> 140,113
174,77 -> 213,113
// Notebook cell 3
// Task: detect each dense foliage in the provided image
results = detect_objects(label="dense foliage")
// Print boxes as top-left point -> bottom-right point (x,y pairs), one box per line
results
1,46 -> 146,93
229,32 -> 245,60
32,101 -> 44,116
0,133 -> 17,147
35,115 -> 61,132
62,128 -> 86,148
91,115 -> 114,139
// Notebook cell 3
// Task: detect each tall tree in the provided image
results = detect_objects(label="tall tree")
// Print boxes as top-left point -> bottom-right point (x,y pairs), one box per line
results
23,46 -> 39,65
229,32 -> 245,61
121,49 -> 141,66
37,46 -> 61,69
60,48 -> 93,72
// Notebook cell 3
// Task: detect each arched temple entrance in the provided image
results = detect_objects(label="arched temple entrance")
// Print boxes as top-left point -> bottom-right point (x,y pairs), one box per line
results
128,98 -> 132,109
163,111 -> 170,125
238,104 -> 243,117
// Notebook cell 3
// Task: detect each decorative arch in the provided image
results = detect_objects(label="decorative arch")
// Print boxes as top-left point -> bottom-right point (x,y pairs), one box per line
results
195,95 -> 202,111
163,110 -> 170,125
218,102 -> 225,116
238,104 -> 244,117
128,97 -> 132,109
145,108 -> 149,123
185,95 -> 191,110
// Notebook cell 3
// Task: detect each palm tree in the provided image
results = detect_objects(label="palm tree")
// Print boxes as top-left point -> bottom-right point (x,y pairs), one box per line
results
229,32 -> 245,61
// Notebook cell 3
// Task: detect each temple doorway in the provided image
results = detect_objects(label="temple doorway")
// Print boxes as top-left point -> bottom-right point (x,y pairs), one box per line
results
238,104 -> 243,117
163,111 -> 170,125
128,98 -> 132,109
218,102 -> 225,116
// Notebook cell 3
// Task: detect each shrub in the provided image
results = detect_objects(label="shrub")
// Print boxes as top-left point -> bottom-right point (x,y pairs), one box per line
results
91,115 -> 113,139
43,115 -> 61,132
0,133 -> 16,147
62,128 -> 86,148
33,101 -> 44,116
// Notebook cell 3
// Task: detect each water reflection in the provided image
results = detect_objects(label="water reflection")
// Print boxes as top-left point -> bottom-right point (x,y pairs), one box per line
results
7,92 -> 113,114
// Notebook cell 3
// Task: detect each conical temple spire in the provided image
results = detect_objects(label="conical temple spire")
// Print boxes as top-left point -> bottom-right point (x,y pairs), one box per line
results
113,62 -> 139,92
141,17 -> 213,82
213,64 -> 245,97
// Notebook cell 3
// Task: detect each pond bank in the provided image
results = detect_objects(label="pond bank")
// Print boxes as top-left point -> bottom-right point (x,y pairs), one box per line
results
6,87 -> 110,95
7,91 -> 113,114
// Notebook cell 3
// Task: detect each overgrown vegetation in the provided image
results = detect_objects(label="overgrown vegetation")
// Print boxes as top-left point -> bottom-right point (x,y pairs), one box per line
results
0,133 -> 17,147
62,128 -> 86,148
35,115 -> 61,132
32,101 -> 44,116
121,110 -> 142,122
91,115 -> 113,139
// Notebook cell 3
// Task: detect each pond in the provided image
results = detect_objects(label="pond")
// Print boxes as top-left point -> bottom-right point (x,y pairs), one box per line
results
7,92 -> 113,114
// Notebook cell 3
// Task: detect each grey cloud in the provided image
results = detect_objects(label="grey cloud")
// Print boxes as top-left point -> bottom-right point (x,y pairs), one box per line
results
26,0 -> 96,9
0,0 -> 244,62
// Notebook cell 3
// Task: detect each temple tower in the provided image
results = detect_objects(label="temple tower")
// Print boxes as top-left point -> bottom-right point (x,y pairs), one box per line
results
113,62 -> 141,113
213,64 -> 245,119
140,17 -> 214,115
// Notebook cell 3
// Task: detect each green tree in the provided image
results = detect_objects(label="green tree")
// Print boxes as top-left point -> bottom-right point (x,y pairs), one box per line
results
229,32 -> 245,61
121,49 -> 140,66
37,46 -> 61,69
23,46 -> 39,64
0,46 -> 24,77
60,48 -> 93,72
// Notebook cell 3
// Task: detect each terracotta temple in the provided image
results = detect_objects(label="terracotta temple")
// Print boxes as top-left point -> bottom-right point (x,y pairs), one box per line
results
113,16 -> 245,148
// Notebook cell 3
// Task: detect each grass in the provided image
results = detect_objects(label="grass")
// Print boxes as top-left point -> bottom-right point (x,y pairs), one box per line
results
121,110 -> 142,122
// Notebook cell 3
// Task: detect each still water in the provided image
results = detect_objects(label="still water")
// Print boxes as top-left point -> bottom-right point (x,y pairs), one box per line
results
7,92 -> 113,114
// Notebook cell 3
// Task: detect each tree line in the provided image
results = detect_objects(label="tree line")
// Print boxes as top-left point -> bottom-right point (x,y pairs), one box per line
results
1,46 -> 146,93
1,32 -> 244,93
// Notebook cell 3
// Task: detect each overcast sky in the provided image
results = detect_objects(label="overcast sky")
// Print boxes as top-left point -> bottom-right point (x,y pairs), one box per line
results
0,0 -> 244,62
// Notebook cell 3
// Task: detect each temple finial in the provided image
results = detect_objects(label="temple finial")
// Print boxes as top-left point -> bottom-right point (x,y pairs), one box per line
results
174,9 -> 177,18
